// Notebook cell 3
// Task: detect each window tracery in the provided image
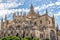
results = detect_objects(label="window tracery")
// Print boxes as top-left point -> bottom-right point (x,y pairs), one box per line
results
40,20 -> 42,24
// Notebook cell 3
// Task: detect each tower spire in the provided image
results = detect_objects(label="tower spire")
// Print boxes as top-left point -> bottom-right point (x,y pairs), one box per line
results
13,12 -> 16,17
5,15 -> 7,21
46,9 -> 48,15
23,12 -> 26,16
1,17 -> 3,30
30,4 -> 34,12
1,17 -> 3,24
45,9 -> 48,27
53,14 -> 54,19
37,11 -> 39,15
21,12 -> 22,16
29,3 -> 35,15
52,14 -> 55,27
5,15 -> 8,25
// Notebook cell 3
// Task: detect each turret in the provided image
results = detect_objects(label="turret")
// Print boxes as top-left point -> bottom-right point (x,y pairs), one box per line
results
21,12 -> 22,16
5,15 -> 8,26
1,17 -> 3,30
13,12 -> 16,23
20,12 -> 22,16
17,12 -> 19,16
57,24 -> 59,30
5,15 -> 7,21
23,12 -> 26,17
37,11 -> 39,15
56,24 -> 59,40
1,18 -> 3,24
37,11 -> 40,17
13,12 -> 16,18
45,9 -> 48,16
52,15 -> 55,27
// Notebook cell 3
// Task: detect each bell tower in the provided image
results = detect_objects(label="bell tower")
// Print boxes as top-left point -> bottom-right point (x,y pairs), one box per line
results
29,4 -> 35,14
30,4 -> 34,12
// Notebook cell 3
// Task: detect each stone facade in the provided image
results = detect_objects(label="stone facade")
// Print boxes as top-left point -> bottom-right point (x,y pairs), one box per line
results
0,4 -> 60,40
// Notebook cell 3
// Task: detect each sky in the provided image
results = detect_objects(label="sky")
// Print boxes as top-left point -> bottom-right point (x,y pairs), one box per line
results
0,0 -> 60,29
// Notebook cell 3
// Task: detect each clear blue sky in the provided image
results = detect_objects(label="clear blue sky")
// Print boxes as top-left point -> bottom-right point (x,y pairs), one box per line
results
0,0 -> 60,29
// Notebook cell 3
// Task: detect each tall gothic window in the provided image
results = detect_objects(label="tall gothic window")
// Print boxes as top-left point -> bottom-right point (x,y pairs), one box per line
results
34,22 -> 37,25
50,30 -> 56,40
16,25 -> 20,30
9,26 -> 14,30
49,21 -> 50,24
40,34 -> 43,38
40,20 -> 42,24
16,33 -> 19,37
30,21 -> 32,24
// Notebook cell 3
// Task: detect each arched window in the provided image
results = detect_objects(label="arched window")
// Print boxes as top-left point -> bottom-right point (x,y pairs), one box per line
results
40,20 -> 42,24
50,30 -> 56,40
26,33 -> 28,36
49,21 -> 50,24
23,31 -> 25,38
30,21 -> 32,24
34,22 -> 37,25
16,33 -> 19,37
9,26 -> 14,30
16,25 -> 20,30
11,31 -> 13,34
40,34 -> 43,38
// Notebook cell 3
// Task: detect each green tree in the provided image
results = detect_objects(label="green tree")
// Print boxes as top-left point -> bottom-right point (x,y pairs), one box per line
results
0,38 -> 2,40
22,36 -> 30,40
6,36 -> 12,40
45,38 -> 49,40
32,37 -> 39,40
5,36 -> 20,40
2,38 -> 7,40
12,36 -> 20,40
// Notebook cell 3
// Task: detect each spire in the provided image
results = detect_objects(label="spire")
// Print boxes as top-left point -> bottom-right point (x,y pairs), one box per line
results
45,9 -> 48,27
57,24 -> 59,31
17,12 -> 19,16
52,14 -> 55,22
13,12 -> 16,22
5,15 -> 8,25
37,11 -> 39,14
1,17 -> 3,28
45,9 -> 48,20
52,14 -> 55,27
20,12 -> 22,16
5,15 -> 7,21
13,12 -> 16,17
23,12 -> 26,16
45,9 -> 48,15
1,17 -> 3,23
30,4 -> 34,12
37,11 -> 40,17
57,24 -> 58,28
53,14 -> 54,19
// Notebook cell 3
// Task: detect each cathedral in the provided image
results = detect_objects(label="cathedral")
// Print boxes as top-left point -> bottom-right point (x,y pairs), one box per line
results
0,4 -> 60,40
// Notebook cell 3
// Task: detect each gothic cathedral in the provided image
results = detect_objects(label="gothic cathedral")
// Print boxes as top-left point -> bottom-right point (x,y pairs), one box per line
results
0,4 -> 60,40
